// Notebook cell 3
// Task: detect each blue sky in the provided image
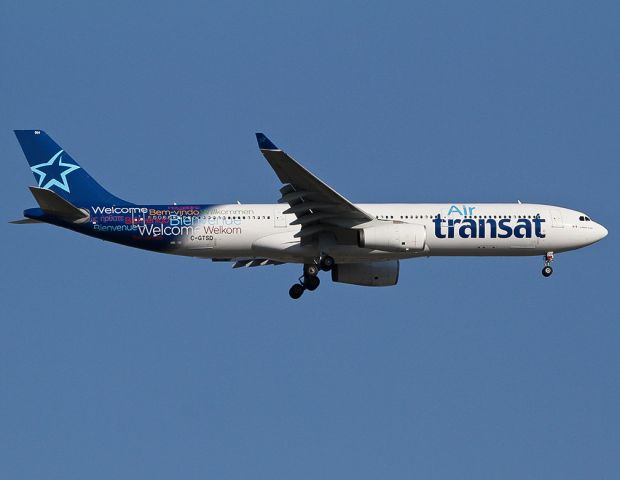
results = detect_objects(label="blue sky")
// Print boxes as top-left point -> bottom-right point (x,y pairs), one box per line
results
1,1 -> 618,478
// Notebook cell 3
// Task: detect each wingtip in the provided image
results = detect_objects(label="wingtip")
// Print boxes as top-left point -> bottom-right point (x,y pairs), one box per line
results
255,132 -> 279,150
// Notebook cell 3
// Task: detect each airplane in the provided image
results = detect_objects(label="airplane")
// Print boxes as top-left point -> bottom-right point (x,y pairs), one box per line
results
12,130 -> 608,299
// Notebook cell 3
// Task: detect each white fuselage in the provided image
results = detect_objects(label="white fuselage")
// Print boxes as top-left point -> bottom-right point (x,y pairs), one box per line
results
172,203 -> 607,264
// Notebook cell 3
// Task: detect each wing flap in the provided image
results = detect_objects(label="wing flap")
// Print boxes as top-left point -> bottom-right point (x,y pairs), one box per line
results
232,258 -> 285,268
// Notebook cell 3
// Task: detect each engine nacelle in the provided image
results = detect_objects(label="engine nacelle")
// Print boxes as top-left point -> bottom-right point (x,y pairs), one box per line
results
331,261 -> 399,287
358,223 -> 426,252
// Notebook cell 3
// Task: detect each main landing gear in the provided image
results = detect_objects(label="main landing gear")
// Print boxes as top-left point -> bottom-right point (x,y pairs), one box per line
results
288,255 -> 335,299
542,252 -> 554,277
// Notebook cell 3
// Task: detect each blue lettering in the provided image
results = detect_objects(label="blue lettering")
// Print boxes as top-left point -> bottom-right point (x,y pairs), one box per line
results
514,219 -> 532,238
433,216 -> 545,240
478,219 -> 486,237
497,219 -> 512,238
448,218 -> 461,238
533,218 -> 546,238
447,205 -> 463,216
458,219 -> 476,238
486,219 -> 498,238
433,217 -> 445,238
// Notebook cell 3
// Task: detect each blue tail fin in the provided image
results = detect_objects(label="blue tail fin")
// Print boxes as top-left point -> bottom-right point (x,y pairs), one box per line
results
14,130 -> 130,206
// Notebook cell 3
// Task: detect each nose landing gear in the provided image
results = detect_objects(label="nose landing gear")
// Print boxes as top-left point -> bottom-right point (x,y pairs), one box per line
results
542,252 -> 554,277
288,256 -> 335,299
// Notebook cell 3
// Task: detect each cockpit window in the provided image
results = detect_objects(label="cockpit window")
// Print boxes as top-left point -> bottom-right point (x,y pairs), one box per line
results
579,215 -> 592,222
579,216 -> 585,221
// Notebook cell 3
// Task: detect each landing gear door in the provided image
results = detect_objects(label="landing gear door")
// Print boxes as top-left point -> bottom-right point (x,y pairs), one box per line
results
550,209 -> 564,228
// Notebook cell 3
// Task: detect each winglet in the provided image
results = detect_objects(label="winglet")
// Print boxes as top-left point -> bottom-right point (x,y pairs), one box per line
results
255,133 -> 279,150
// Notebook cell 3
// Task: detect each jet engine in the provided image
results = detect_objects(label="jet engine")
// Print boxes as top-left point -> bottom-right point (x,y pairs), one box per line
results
331,260 -> 399,287
358,223 -> 426,252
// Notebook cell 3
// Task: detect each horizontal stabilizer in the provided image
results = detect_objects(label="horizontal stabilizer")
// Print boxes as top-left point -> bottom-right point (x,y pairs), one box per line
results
29,186 -> 89,222
9,218 -> 43,224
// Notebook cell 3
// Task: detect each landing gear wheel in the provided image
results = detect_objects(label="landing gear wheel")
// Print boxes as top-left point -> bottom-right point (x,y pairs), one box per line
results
304,275 -> 320,291
542,266 -> 553,277
320,255 -> 335,271
289,283 -> 305,299
304,264 -> 319,277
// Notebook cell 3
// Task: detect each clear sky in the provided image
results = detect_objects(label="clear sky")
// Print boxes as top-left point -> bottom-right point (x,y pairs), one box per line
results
1,1 -> 618,478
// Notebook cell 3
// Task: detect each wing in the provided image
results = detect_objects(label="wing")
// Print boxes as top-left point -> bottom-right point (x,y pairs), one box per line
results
256,133 -> 374,239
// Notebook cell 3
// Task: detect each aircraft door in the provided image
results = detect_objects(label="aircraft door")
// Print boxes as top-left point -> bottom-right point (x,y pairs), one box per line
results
550,209 -> 564,228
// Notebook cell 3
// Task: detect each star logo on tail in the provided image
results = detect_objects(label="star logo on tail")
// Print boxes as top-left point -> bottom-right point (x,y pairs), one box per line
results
30,150 -> 81,193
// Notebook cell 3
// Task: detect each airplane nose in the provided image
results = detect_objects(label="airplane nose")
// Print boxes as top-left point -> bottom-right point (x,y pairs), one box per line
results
594,223 -> 608,241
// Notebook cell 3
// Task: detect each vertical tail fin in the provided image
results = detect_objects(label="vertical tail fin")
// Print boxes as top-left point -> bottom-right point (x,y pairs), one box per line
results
14,130 -> 130,206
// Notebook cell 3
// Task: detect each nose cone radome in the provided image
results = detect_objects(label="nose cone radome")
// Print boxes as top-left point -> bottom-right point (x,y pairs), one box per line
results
579,222 -> 608,248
